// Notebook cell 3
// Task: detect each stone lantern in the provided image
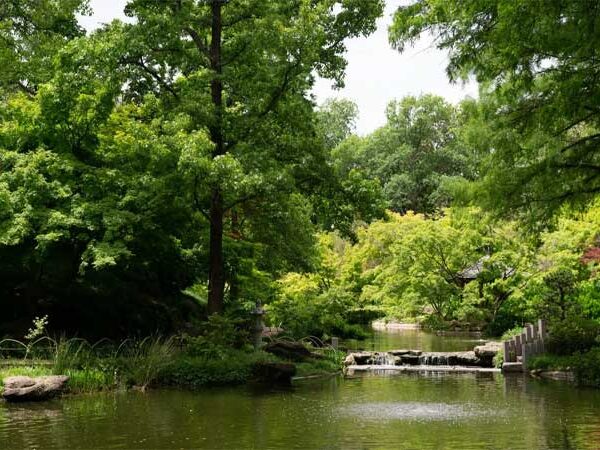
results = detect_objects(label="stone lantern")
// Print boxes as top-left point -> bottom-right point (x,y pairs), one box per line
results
250,301 -> 266,350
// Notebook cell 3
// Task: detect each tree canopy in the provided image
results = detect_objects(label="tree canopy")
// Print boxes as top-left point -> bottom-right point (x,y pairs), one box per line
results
391,0 -> 600,222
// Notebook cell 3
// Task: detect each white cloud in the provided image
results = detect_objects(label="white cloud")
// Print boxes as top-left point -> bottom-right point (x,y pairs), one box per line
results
311,0 -> 478,134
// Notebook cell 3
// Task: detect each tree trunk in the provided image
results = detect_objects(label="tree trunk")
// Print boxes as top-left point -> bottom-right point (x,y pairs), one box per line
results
207,0 -> 225,315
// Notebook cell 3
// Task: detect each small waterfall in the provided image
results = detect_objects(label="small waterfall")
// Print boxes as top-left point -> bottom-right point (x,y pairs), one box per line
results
347,350 -> 484,367
372,352 -> 396,366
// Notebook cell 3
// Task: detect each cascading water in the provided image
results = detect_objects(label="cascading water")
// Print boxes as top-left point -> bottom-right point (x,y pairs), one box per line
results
372,352 -> 397,366
419,354 -> 449,365
354,350 -> 486,367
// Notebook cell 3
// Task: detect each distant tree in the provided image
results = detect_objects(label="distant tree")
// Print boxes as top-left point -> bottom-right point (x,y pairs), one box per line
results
311,99 -> 386,240
329,95 -> 477,214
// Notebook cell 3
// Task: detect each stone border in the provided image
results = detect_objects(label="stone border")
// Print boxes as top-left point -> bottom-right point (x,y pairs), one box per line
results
346,365 -> 501,373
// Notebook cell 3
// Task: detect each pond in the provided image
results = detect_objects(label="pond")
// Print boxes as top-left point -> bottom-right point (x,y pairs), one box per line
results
1,373 -> 600,449
343,326 -> 486,352
1,328 -> 600,449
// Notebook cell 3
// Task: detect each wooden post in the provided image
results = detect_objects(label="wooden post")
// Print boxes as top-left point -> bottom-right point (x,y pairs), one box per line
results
521,331 -> 528,345
538,319 -> 547,340
515,335 -> 522,356
522,343 -> 529,369
503,341 -> 512,362
509,340 -> 516,361
526,324 -> 534,342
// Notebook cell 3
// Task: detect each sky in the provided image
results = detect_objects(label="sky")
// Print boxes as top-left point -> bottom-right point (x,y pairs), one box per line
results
81,0 -> 478,135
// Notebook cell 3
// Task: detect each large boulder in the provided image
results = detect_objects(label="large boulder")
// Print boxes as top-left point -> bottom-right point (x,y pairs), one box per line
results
343,354 -> 356,366
347,352 -> 373,365
474,342 -> 502,366
448,351 -> 480,366
2,376 -> 69,402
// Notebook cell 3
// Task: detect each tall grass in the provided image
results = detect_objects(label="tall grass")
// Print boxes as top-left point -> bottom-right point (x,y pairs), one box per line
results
115,336 -> 178,390
0,335 -> 179,393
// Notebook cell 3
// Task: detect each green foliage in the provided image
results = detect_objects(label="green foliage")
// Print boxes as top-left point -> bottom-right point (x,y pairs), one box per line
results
529,348 -> 600,388
391,1 -> 600,222
25,315 -> 49,341
159,351 -> 277,388
116,337 -> 178,389
182,314 -> 252,359
501,326 -> 525,341
546,320 -> 600,356
269,272 -> 369,339
0,0 -> 89,96
571,347 -> 600,388
328,95 -> 478,215
493,349 -> 504,369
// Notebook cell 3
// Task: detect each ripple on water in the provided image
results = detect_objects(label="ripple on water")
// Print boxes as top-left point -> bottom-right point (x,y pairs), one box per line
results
341,401 -> 501,422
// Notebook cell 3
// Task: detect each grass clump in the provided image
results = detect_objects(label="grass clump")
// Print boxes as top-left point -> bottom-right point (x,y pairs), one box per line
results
115,337 -> 178,390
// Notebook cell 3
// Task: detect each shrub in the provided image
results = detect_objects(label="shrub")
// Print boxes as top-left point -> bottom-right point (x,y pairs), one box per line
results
159,350 -> 276,388
571,347 -> 600,388
546,319 -> 600,356
528,354 -> 574,371
501,326 -> 525,341
183,315 -> 252,359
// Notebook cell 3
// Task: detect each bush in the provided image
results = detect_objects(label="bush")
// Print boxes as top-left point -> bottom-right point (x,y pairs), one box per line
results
182,315 -> 252,359
501,326 -> 525,341
546,319 -> 600,356
571,347 -> 600,388
528,354 -> 574,371
269,277 -> 366,339
159,350 -> 276,388
529,348 -> 600,388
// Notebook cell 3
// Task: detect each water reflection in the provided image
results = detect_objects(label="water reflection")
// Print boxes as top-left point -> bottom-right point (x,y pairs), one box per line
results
344,328 -> 486,352
1,373 -> 599,449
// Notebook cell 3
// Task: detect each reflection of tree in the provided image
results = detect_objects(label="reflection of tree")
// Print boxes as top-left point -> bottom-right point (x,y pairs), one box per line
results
510,376 -> 600,449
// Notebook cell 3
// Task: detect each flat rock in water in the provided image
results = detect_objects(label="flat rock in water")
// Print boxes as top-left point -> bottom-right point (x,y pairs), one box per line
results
474,342 -> 502,356
2,375 -> 69,402
502,362 -> 523,373
537,370 -> 575,382
347,352 -> 373,365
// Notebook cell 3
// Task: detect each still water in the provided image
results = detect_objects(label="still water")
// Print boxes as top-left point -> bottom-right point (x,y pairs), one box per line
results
1,330 -> 599,449
344,327 -> 486,352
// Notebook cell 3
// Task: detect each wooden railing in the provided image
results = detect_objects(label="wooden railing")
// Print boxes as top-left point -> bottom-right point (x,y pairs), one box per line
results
502,319 -> 547,369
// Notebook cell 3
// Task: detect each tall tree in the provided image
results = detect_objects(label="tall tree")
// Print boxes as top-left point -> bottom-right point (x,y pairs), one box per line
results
119,0 -> 384,314
390,0 -> 600,221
